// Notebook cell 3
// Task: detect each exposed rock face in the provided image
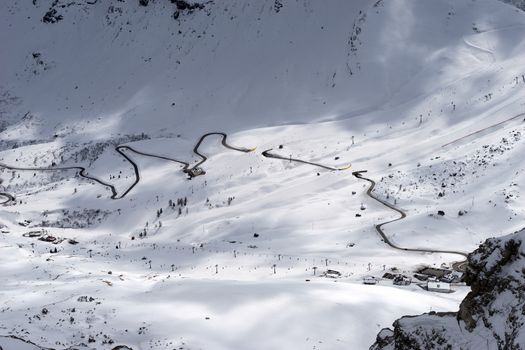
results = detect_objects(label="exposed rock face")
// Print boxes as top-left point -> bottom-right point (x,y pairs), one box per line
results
171,0 -> 206,20
370,228 -> 525,350
37,0 -> 208,24
500,0 -> 525,11
42,8 -> 63,23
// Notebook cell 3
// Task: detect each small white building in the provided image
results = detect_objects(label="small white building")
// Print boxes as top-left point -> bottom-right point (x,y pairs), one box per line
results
441,271 -> 463,283
363,276 -> 378,285
187,167 -> 206,177
427,281 -> 451,293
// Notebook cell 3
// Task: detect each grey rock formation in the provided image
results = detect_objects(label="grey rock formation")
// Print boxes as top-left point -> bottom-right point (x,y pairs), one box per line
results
500,0 -> 525,11
370,228 -> 525,350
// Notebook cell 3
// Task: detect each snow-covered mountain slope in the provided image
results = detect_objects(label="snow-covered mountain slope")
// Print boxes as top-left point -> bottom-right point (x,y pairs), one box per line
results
2,0 -> 525,136
370,228 -> 525,350
1,0 -> 525,349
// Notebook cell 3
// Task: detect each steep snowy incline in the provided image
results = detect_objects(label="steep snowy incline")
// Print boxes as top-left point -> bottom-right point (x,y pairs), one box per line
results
2,0 -> 374,137
2,0 -> 524,138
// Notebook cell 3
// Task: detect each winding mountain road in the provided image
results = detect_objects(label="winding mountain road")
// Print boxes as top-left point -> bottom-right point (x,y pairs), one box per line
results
352,170 -> 468,272
0,133 -> 253,202
258,151 -> 467,271
261,149 -> 351,171
0,161 -> 119,199
191,132 -> 255,172
0,133 -> 469,272
0,193 -> 15,205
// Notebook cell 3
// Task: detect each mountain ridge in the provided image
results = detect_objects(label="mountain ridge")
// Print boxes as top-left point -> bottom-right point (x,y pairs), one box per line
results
371,228 -> 525,350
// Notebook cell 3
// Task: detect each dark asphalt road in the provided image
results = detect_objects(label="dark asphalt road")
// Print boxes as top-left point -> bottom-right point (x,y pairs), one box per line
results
0,132 -> 253,201
353,170 -> 468,272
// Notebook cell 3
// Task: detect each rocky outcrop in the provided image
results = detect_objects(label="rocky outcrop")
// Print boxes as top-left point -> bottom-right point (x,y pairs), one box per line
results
171,0 -> 206,19
370,228 -> 525,350
37,0 -> 208,24
500,0 -> 525,11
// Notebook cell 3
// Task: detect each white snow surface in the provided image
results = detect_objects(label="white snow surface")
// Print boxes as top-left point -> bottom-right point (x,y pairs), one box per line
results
0,0 -> 525,349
